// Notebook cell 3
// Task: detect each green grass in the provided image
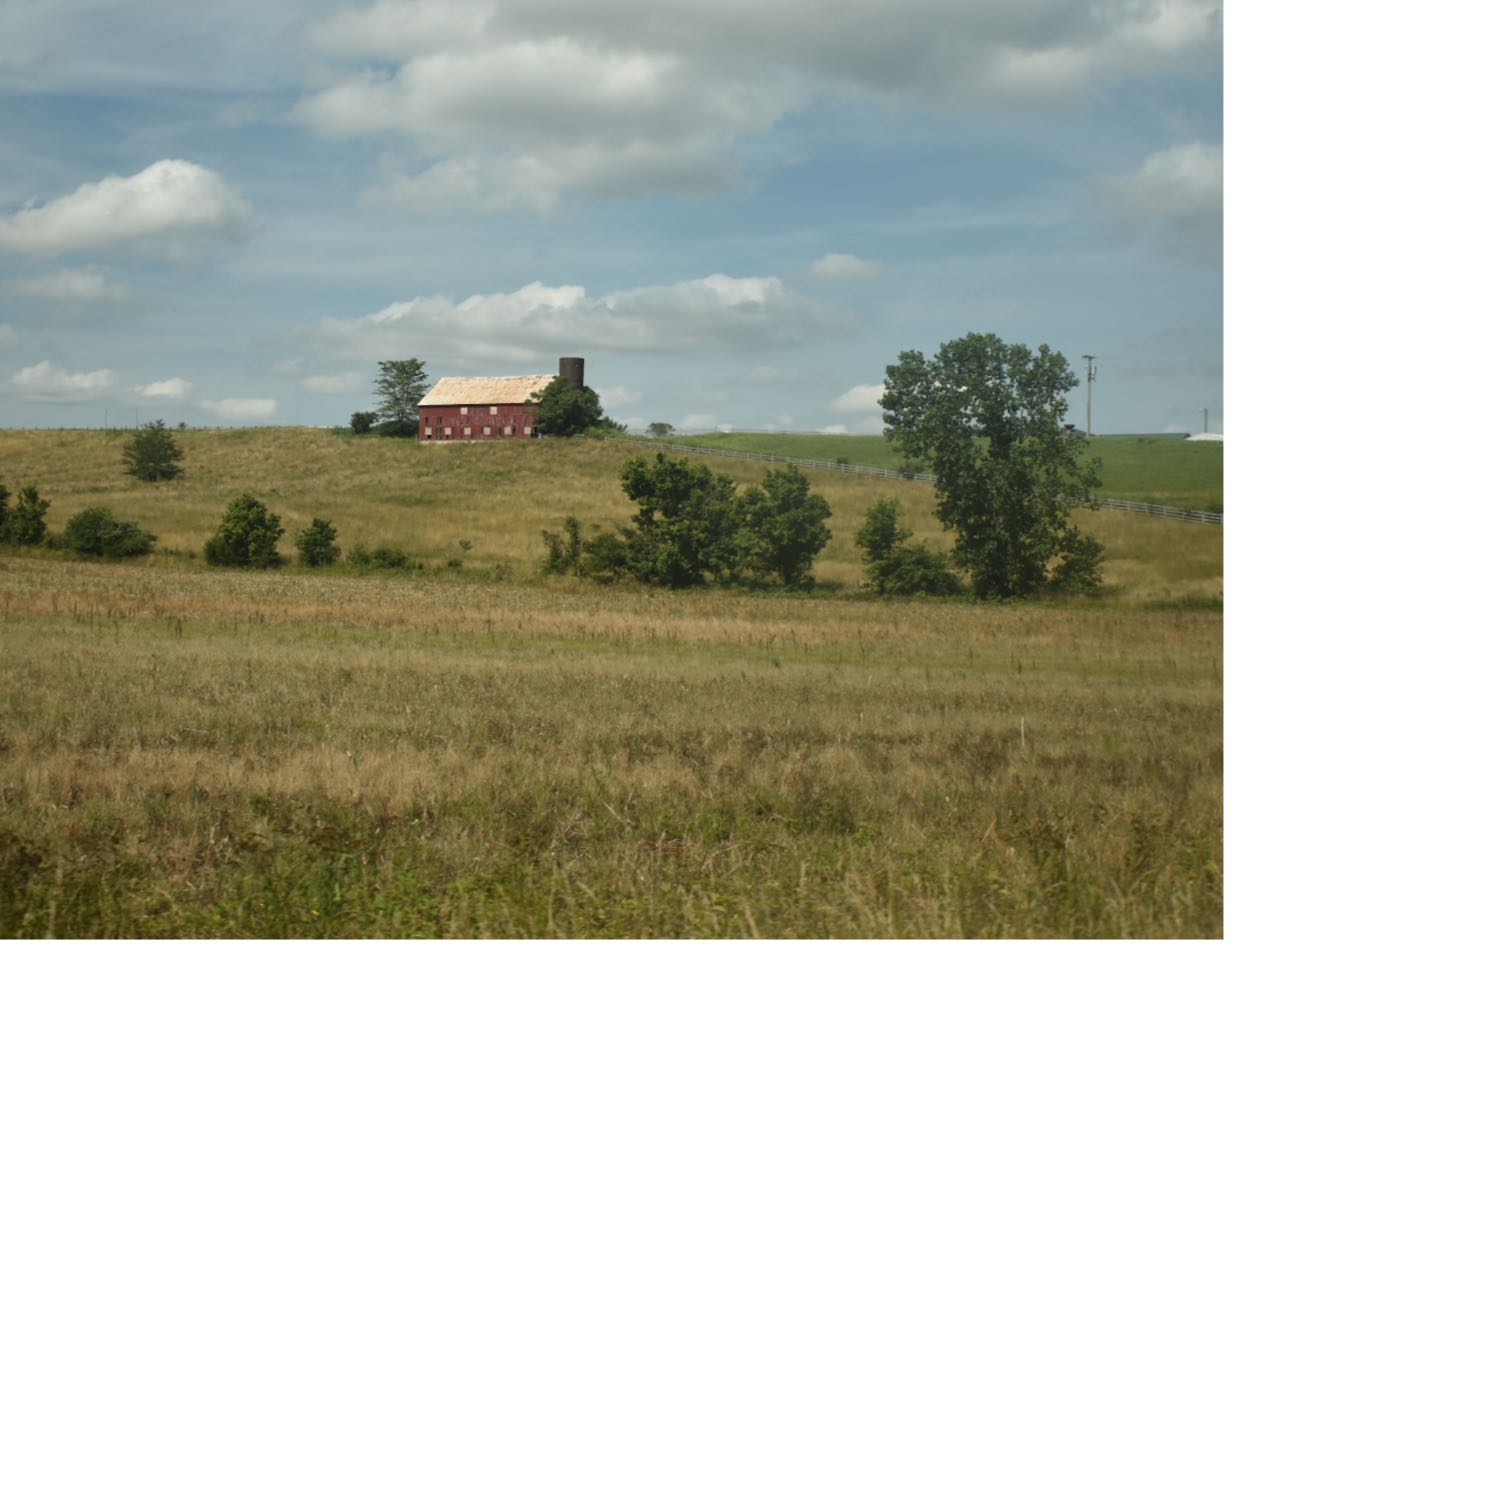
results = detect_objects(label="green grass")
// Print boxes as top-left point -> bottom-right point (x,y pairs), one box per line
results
663,431 -> 1223,509
0,428 -> 1221,937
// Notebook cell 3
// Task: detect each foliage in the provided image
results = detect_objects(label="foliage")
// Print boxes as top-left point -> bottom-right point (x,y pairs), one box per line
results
617,453 -> 743,587
591,415 -> 628,435
374,418 -> 418,438
1,483 -> 50,546
295,517 -> 340,567
349,411 -> 376,435
204,493 -> 283,568
855,499 -> 963,596
530,377 -> 605,438
60,506 -> 156,558
373,359 -> 427,427
646,422 -> 675,438
737,466 -> 832,588
122,419 -> 184,483
0,482 -> 7,535
540,515 -> 584,576
347,542 -> 416,570
881,333 -> 1103,598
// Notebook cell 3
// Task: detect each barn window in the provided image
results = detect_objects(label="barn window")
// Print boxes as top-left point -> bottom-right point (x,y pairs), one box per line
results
490,406 -> 498,415
464,427 -> 471,437
460,405 -> 468,415
504,426 -> 513,435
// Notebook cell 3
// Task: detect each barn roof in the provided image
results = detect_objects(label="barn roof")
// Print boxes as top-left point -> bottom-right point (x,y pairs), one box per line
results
419,375 -> 554,406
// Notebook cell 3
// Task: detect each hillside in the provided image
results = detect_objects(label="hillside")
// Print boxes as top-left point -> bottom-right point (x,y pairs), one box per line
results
0,427 -> 1221,601
663,431 -> 1223,509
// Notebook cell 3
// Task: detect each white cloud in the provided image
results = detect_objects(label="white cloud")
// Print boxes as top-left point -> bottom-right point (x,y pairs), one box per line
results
829,382 -> 885,414
4,359 -> 116,401
300,370 -> 367,395
680,412 -> 719,430
819,424 -> 850,435
137,377 -> 192,399
1099,141 -> 1222,257
808,253 -> 885,282
599,385 -> 642,406
6,267 -> 131,303
294,2 -> 1219,210
0,159 -> 251,260
200,397 -> 277,420
313,274 -> 854,365
0,324 -> 17,349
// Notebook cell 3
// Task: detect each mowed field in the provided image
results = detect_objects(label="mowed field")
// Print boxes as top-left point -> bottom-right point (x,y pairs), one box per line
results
0,428 -> 1221,938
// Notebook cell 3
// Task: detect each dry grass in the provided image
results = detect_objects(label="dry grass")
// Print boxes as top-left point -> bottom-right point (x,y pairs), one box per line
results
0,427 -> 1222,600
0,429 -> 1220,938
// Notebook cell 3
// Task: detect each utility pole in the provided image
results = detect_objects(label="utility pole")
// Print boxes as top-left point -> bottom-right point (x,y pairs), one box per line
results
1082,356 -> 1097,437
1201,406 -> 1209,434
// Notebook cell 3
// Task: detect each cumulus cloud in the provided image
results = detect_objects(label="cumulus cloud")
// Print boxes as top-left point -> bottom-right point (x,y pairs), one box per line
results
829,382 -> 885,414
294,1 -> 1219,209
6,267 -> 132,303
200,396 -> 277,420
312,274 -> 854,365
598,385 -> 642,406
1099,140 -> 1221,258
4,359 -> 116,401
808,253 -> 885,282
0,159 -> 251,260
137,377 -> 192,398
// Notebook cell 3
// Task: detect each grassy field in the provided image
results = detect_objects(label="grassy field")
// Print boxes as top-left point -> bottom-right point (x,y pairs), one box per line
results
663,431 -> 1224,509
0,428 -> 1221,938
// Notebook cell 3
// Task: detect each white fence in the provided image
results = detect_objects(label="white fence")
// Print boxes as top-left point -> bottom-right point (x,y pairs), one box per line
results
619,436 -> 1223,526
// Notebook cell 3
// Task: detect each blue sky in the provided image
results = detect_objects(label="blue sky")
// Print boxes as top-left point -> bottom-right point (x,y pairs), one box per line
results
0,1 -> 1221,434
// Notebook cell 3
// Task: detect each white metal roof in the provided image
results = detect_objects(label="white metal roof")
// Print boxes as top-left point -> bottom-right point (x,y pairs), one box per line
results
419,376 -> 554,406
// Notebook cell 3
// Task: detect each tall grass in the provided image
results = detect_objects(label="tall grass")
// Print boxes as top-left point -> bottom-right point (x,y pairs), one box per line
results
0,430 -> 1220,938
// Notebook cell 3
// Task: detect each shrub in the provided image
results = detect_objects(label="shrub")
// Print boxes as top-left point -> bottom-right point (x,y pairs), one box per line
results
374,418 -> 418,438
204,494 -> 283,568
1046,529 -> 1105,596
738,466 -> 831,588
618,453 -> 742,587
347,543 -> 415,570
123,419 -> 184,483
61,506 -> 156,558
295,517 -> 340,567
856,499 -> 963,597
1,483 -> 50,546
540,515 -> 584,576
349,411 -> 377,435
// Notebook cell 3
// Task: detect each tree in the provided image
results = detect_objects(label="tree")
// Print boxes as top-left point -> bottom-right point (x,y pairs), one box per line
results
881,333 -> 1103,598
123,419 -> 184,483
373,359 -> 427,430
61,506 -> 156,558
204,494 -> 283,568
349,411 -> 377,435
617,453 -> 741,586
295,517 -> 340,567
530,377 -> 604,437
0,482 -> 49,545
855,499 -> 963,596
646,422 -> 675,438
738,466 -> 832,588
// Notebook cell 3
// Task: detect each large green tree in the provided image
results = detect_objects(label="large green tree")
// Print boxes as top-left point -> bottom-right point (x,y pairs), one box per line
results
373,359 -> 428,429
530,377 -> 605,437
880,333 -> 1103,598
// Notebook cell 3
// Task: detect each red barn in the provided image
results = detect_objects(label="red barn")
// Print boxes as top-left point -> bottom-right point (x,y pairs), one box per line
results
418,356 -> 584,442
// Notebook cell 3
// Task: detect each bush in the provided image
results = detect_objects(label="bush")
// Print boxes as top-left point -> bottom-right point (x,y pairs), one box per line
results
856,499 -> 963,596
531,378 -> 605,437
61,506 -> 156,558
0,483 -> 50,546
123,419 -> 184,483
295,517 -> 340,567
349,411 -> 376,435
738,466 -> 831,588
347,543 -> 415,570
204,494 -> 283,568
373,418 -> 418,438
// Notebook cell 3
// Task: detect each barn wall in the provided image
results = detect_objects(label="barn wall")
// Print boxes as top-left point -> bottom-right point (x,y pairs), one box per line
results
418,404 -> 539,440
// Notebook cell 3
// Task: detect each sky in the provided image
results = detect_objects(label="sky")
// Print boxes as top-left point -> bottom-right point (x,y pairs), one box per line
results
0,0 -> 1221,436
